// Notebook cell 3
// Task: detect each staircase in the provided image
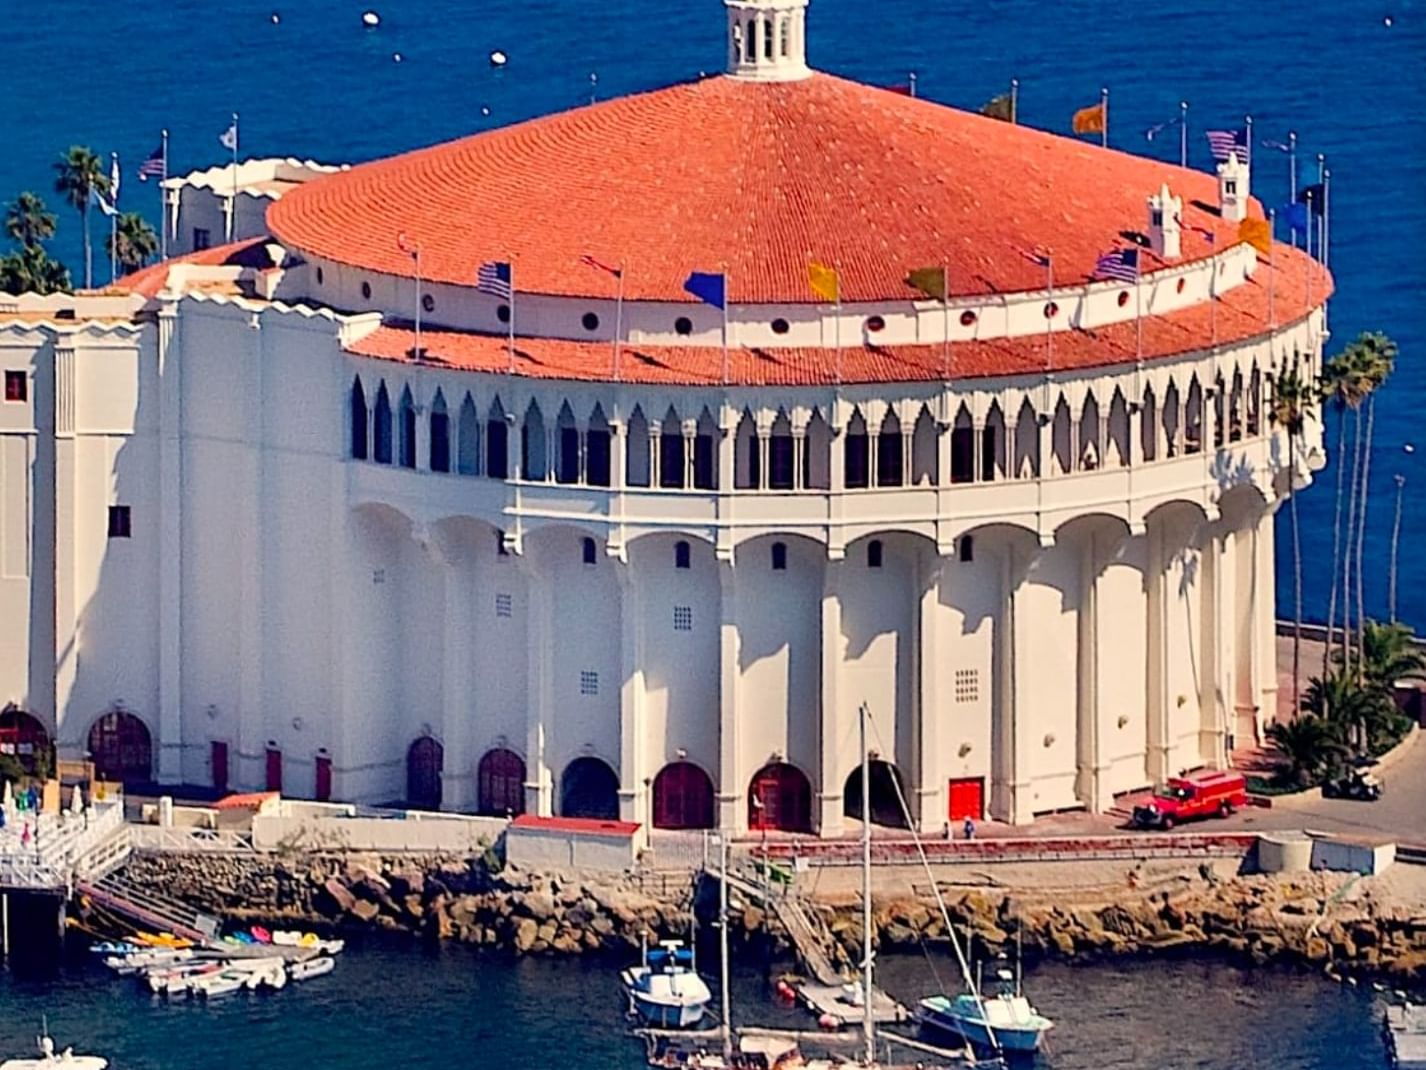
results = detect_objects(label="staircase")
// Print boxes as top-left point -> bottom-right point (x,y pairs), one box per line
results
75,871 -> 219,944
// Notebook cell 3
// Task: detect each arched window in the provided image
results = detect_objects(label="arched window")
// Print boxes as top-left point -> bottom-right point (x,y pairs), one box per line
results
486,400 -> 509,479
587,406 -> 612,487
693,408 -> 718,491
349,378 -> 368,460
867,539 -> 883,568
780,16 -> 791,57
659,408 -> 685,489
735,410 -> 759,489
769,411 -> 794,490
771,541 -> 788,571
876,411 -> 903,487
372,382 -> 393,464
959,535 -> 974,562
675,540 -> 691,570
398,387 -> 417,469
458,393 -> 481,475
522,402 -> 547,480
429,390 -> 450,473
844,410 -> 870,489
556,403 -> 580,484
764,17 -> 774,58
950,404 -> 974,484
582,536 -> 597,565
476,748 -> 526,817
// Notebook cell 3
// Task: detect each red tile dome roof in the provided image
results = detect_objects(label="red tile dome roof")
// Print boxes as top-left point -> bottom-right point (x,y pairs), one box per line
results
267,72 -> 1257,304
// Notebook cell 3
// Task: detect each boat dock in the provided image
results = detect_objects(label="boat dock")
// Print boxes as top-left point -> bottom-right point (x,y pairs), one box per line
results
1387,1005 -> 1426,1069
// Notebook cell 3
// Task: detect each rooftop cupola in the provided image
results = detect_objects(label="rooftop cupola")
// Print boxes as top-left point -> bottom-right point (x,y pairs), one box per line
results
1147,183 -> 1183,260
726,0 -> 812,82
1217,151 -> 1250,224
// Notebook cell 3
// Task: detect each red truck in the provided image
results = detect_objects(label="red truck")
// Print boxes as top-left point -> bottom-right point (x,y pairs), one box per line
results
1130,769 -> 1248,830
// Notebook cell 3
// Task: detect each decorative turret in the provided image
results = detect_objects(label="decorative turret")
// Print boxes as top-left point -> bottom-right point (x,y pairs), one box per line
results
1147,183 -> 1183,260
726,0 -> 812,82
1217,151 -> 1249,224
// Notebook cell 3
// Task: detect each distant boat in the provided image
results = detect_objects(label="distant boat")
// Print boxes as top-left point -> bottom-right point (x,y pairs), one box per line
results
0,1026 -> 107,1070
917,952 -> 1053,1054
622,940 -> 712,1028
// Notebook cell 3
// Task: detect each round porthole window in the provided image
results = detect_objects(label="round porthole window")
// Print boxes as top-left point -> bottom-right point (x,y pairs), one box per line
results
771,318 -> 790,335
1043,301 -> 1059,319
865,315 -> 886,333
496,304 -> 511,324
361,281 -> 372,300
315,267 -> 325,286
959,309 -> 978,327
422,293 -> 435,313
582,312 -> 600,332
674,316 -> 693,336
1117,291 -> 1131,308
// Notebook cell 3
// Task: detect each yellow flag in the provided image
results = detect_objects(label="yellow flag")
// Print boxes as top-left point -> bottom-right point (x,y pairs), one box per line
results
1238,217 -> 1272,255
1072,101 -> 1105,135
808,261 -> 840,303
906,266 -> 949,301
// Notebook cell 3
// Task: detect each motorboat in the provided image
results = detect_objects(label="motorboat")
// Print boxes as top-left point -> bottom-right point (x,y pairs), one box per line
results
192,970 -> 248,998
143,962 -> 223,995
102,947 -> 193,975
0,1031 -> 107,1070
87,941 -> 140,956
288,955 -> 335,982
623,940 -> 712,1028
917,961 -> 1053,1054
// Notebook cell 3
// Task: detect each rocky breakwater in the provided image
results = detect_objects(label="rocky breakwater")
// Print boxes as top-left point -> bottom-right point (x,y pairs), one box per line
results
116,852 -> 694,955
801,868 -> 1426,985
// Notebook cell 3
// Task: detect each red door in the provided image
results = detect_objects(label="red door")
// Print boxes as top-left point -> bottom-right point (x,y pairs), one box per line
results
265,747 -> 283,793
314,755 -> 332,802
947,777 -> 984,822
210,741 -> 229,794
477,749 -> 526,817
748,763 -> 811,833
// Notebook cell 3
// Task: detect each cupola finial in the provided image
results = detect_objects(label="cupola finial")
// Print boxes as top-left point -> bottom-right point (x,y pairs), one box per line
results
725,0 -> 812,82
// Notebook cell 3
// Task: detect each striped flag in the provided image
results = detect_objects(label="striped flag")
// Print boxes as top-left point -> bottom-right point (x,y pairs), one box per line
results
1017,247 -> 1051,268
1205,128 -> 1248,161
1091,247 -> 1139,283
476,260 -> 512,300
137,144 -> 164,181
579,254 -> 622,278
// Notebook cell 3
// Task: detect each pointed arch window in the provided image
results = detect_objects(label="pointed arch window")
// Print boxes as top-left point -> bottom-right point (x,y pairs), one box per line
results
486,401 -> 509,479
458,394 -> 481,475
675,540 -> 691,570
372,382 -> 393,464
398,387 -> 417,469
844,411 -> 870,489
349,378 -> 368,460
429,390 -> 450,473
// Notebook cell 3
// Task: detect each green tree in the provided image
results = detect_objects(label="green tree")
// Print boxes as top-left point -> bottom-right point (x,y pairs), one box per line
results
1357,620 -> 1425,692
0,245 -> 72,295
1271,365 -> 1314,717
1347,334 -> 1397,674
105,212 -> 158,275
1267,714 -> 1346,788
52,145 -> 109,289
1319,345 -> 1371,678
4,191 -> 57,251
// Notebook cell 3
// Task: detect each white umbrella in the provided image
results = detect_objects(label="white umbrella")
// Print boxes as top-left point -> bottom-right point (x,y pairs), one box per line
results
2,780 -> 12,808
70,784 -> 84,816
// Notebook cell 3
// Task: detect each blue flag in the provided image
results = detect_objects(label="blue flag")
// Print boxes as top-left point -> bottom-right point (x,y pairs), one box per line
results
683,271 -> 726,310
1278,202 -> 1309,232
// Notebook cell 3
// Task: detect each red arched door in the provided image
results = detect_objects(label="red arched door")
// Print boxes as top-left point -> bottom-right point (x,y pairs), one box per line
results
748,762 -> 812,833
88,712 -> 152,784
560,757 -> 620,821
0,707 -> 50,775
653,762 -> 715,830
407,737 -> 444,810
476,748 -> 526,817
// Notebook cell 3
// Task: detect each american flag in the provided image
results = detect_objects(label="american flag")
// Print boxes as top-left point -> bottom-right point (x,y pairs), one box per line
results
1092,247 -> 1139,283
1016,246 -> 1051,267
1205,128 -> 1248,162
137,144 -> 164,181
579,254 -> 622,278
476,260 -> 512,300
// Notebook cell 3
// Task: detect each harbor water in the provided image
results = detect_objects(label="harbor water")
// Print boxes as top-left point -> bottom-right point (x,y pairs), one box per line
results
0,939 -> 1396,1069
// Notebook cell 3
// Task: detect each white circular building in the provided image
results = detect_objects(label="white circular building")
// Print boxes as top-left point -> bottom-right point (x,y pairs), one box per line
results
0,0 -> 1329,836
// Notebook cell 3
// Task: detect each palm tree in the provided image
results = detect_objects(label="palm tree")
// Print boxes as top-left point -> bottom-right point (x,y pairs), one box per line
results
1271,365 -> 1314,718
1318,347 -> 1370,678
1267,714 -> 1346,788
0,246 -> 72,295
1357,620 -> 1426,692
4,192 -> 57,251
1348,334 -> 1397,675
105,212 -> 158,275
52,145 -> 109,289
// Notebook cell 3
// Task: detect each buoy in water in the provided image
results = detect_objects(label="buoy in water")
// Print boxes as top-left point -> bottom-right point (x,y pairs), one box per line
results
270,12 -> 280,23
489,49 -> 507,67
362,10 -> 380,27
480,106 -> 491,117
392,52 -> 402,62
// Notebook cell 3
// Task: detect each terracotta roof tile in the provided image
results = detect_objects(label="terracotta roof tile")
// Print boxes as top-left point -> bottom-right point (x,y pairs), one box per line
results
118,238 -> 270,298
269,74 -> 1252,304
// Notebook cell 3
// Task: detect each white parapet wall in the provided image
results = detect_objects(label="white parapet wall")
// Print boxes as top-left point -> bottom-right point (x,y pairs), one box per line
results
1309,834 -> 1396,876
251,809 -> 508,853
503,815 -> 643,872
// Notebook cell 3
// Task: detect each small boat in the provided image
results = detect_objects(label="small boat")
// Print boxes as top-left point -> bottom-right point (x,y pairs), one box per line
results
88,941 -> 140,956
102,948 -> 193,975
192,971 -> 248,999
288,956 -> 335,982
621,940 -> 712,1028
143,962 -> 224,995
315,938 -> 345,956
0,1031 -> 107,1070
250,926 -> 272,944
916,959 -> 1053,1054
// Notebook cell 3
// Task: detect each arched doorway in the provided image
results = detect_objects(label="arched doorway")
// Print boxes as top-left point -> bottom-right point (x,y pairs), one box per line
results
652,762 -> 715,830
843,760 -> 910,828
748,762 -> 812,834
476,748 -> 526,817
88,712 -> 152,784
0,707 -> 51,775
560,756 -> 620,821
406,736 -> 443,810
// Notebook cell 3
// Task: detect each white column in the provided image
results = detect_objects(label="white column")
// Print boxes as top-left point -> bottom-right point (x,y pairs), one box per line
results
818,559 -> 845,836
1200,527 -> 1228,769
994,542 -> 1036,824
51,342 -> 78,755
683,421 -> 696,489
1145,521 -> 1172,783
523,556 -> 555,816
237,321 -> 265,787
1075,531 -> 1113,813
716,560 -> 742,832
155,305 -> 183,782
916,555 -> 947,830
971,420 -> 984,482
792,429 -> 806,490
436,540 -> 474,811
617,565 -> 647,825
1255,509 -> 1279,741
648,422 -> 661,488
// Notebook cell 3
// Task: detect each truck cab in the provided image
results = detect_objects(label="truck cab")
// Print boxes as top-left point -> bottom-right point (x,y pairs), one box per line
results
1131,769 -> 1247,830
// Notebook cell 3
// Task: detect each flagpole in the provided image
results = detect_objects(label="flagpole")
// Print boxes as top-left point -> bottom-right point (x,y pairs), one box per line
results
613,265 -> 625,383
1244,114 -> 1253,173
1209,239 -> 1217,348
1100,87 -> 1109,148
1010,78 -> 1019,124
909,72 -> 917,99
508,261 -> 517,374
1318,154 -> 1328,269
413,245 -> 423,359
1267,209 -> 1276,329
1322,168 -> 1331,332
227,112 -> 239,242
160,129 -> 169,261
721,271 -> 731,387
1288,131 -> 1298,247
1179,101 -> 1188,168
834,266 -> 843,387
941,261 -> 950,382
1046,255 -> 1054,374
1135,256 -> 1143,362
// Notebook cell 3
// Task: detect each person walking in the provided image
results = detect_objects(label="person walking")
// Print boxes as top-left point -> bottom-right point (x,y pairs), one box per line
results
962,816 -> 976,841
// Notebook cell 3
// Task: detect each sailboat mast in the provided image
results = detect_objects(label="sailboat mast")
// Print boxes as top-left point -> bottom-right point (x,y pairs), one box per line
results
860,703 -> 875,1066
720,836 -> 733,1062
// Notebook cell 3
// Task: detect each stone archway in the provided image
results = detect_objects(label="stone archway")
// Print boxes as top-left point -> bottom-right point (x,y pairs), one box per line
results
476,748 -> 526,817
652,761 -> 715,830
406,736 -> 444,811
843,760 -> 910,828
87,711 -> 152,784
560,756 -> 620,821
748,762 -> 812,833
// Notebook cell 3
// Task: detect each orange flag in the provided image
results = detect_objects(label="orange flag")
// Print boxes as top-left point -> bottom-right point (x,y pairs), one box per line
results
1238,217 -> 1272,255
1072,101 -> 1105,135
808,261 -> 840,303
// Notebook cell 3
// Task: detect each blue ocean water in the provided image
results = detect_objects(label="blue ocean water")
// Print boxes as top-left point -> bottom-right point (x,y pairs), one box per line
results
1,0 -> 1422,628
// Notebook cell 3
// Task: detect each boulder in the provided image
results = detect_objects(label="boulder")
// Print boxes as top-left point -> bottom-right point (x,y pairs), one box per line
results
350,899 -> 381,924
521,891 -> 558,922
323,877 -> 356,913
513,917 -> 539,952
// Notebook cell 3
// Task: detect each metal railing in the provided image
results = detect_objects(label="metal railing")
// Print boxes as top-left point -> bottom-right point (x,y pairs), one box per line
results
128,825 -> 258,855
0,800 -> 129,891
